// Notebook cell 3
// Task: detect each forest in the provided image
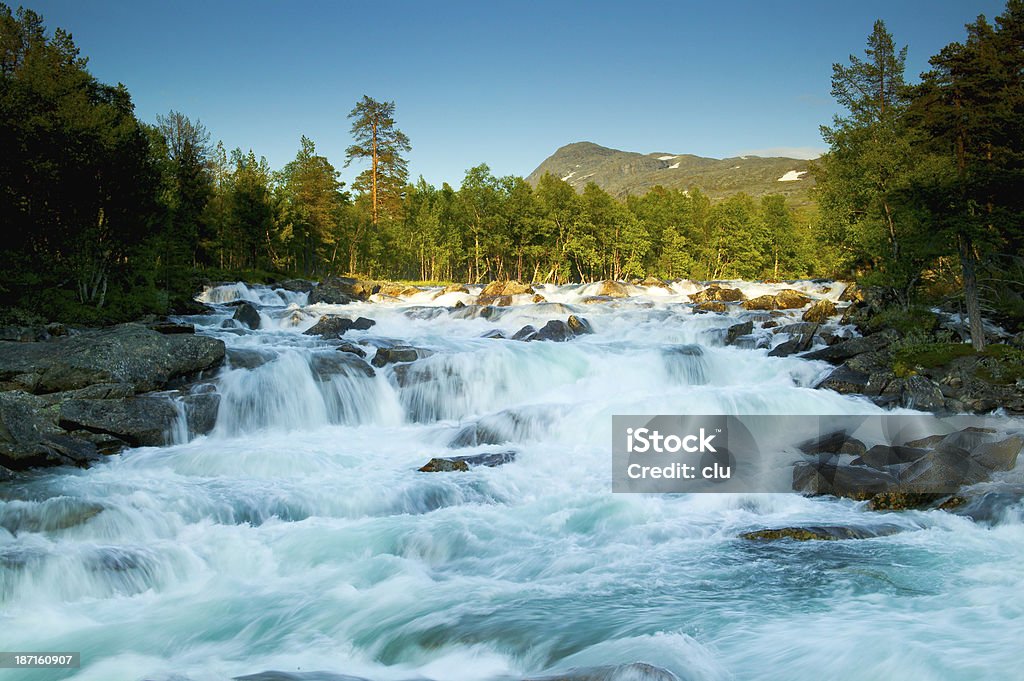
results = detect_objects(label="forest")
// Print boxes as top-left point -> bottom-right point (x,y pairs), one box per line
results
0,1 -> 1022,341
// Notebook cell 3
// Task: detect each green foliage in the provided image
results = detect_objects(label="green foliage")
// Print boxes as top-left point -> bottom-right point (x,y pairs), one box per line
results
866,306 -> 940,335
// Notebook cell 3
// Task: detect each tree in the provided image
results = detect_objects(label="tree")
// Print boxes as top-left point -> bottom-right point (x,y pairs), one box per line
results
815,20 -> 926,303
156,110 -> 213,268
345,95 -> 411,226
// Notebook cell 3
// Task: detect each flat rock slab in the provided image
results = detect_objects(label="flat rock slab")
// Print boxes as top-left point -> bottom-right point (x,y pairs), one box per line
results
419,450 -> 517,472
740,524 -> 905,541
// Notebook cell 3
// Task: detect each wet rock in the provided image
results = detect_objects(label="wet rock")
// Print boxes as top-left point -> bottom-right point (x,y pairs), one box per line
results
274,278 -> 315,293
58,396 -> 181,448
371,346 -> 431,367
725,321 -> 753,345
532,294 -> 547,303
481,329 -> 506,340
0,391 -> 101,468
419,450 -> 517,472
181,391 -> 221,436
0,497 -> 105,534
642,276 -> 671,289
944,488 -> 1024,524
798,431 -> 867,457
904,434 -> 947,448
146,322 -> 195,335
304,315 -> 376,338
592,280 -> 630,298
527,663 -> 681,681
741,295 -> 779,311
377,282 -> 421,297
775,289 -> 812,309
970,435 -> 1023,471
567,315 -> 594,335
881,375 -> 946,411
937,427 -> 996,452
511,325 -> 538,341
478,280 -> 534,306
761,320 -> 779,329
0,326 -> 48,342
815,364 -> 870,394
231,303 -> 261,330
226,348 -> 276,370
308,276 -> 374,304
803,331 -> 895,364
802,299 -> 837,323
431,283 -> 469,298
689,285 -> 745,303
852,445 -> 930,469
793,460 -> 900,499
899,448 -> 991,493
694,301 -> 728,314
775,322 -> 819,336
336,342 -> 367,358
867,491 -> 948,511
309,353 -> 376,380
0,465 -> 13,481
581,295 -> 618,305
740,525 -> 903,541
0,324 -> 225,395
768,325 -> 817,357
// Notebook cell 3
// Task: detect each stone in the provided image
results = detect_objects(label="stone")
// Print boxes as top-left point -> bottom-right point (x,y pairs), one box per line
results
741,295 -> 779,311
725,321 -> 753,345
793,460 -> 899,499
419,450 -> 517,472
309,353 -> 376,380
899,448 -> 991,493
336,342 -> 367,358
689,285 -> 745,303
798,432 -> 867,457
304,315 -> 376,338
802,299 -> 838,323
852,445 -> 930,469
274,279 -> 315,293
567,315 -> 594,335
740,525 -> 902,541
58,396 -> 181,448
308,276 -> 374,304
477,281 -> 534,305
774,289 -> 812,309
803,331 -> 895,364
593,280 -> 630,298
694,301 -> 728,314
226,348 -> 275,370
971,436 -> 1023,471
371,346 -> 430,368
231,303 -> 261,330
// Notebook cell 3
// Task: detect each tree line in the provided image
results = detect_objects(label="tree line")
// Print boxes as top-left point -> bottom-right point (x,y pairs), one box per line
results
1,1 -> 1021,337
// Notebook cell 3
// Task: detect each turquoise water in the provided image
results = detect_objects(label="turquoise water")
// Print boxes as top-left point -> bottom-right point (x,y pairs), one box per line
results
1,281 -> 1021,681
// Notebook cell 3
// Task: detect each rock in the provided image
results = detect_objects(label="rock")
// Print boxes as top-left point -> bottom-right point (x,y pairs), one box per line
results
0,391 -> 103,468
937,427 -> 997,452
336,342 -> 367,358
526,663 -> 681,681
689,285 -> 745,303
642,276 -> 671,289
377,282 -> 421,297
725,321 -> 753,345
774,289 -> 812,309
793,460 -> 899,499
815,364 -> 871,394
944,488 -> 1024,524
0,465 -> 13,481
0,324 -> 225,395
477,280 -> 534,305
146,322 -> 195,335
567,315 -> 594,335
593,280 -> 630,298
309,353 -> 376,380
371,346 -> 430,368
775,322 -> 819,336
882,375 -> 946,411
694,301 -> 728,314
226,348 -> 275,370
419,450 -> 517,472
274,278 -> 315,293
580,296 -> 617,305
767,325 -> 817,357
231,302 -> 261,330
804,332 -> 894,364
480,330 -> 506,340
798,432 -> 867,457
741,295 -> 779,311
58,396 -> 181,448
181,391 -> 220,437
308,276 -> 374,304
432,283 -> 469,297
904,434 -> 947,448
511,325 -> 538,341
971,436 -> 1023,471
867,491 -> 948,511
899,448 -> 991,493
740,525 -> 902,541
761,320 -> 779,329
532,294 -> 547,303
304,315 -> 376,338
802,299 -> 837,323
852,445 -> 930,469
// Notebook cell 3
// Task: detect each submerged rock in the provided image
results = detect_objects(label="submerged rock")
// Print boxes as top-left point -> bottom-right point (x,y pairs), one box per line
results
740,525 -> 904,541
304,315 -> 376,338
309,353 -> 375,380
725,321 -> 753,345
419,450 -> 517,472
232,302 -> 261,330
693,301 -> 728,314
511,316 -> 594,342
371,346 -> 432,367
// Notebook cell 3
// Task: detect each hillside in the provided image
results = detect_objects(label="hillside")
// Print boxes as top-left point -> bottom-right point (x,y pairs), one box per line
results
526,141 -> 815,204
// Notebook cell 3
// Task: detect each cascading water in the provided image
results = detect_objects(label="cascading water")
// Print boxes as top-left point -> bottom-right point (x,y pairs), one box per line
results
1,279 -> 1022,681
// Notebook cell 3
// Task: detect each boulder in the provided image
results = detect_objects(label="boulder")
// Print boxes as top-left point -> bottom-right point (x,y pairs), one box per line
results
899,449 -> 991,493
774,289 -> 812,309
309,353 -> 376,380
308,276 -> 374,304
146,322 -> 195,335
793,460 -> 899,499
802,299 -> 838,323
371,346 -> 431,367
592,280 -> 630,298
378,282 -> 421,297
419,450 -> 517,472
432,283 -> 470,298
971,435 -> 1023,471
852,445 -> 930,469
304,315 -> 376,338
689,285 -> 745,303
226,348 -> 275,370
798,431 -> 867,457
336,342 -> 367,358
232,302 -> 261,330
725,321 -> 753,345
881,375 -> 946,411
642,276 -> 672,290
0,324 -> 225,395
0,391 -> 100,469
803,332 -> 895,364
741,295 -> 779,311
694,301 -> 727,314
274,278 -> 315,293
480,330 -> 506,340
512,316 -> 594,342
741,525 -> 903,541
477,281 -> 534,305
58,396 -> 181,448
815,365 -> 871,394
767,325 -> 818,357
867,491 -> 948,511
567,315 -> 594,335
181,391 -> 221,437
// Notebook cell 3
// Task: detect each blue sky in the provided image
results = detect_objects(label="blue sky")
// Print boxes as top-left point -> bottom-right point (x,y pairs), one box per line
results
22,0 -> 1009,188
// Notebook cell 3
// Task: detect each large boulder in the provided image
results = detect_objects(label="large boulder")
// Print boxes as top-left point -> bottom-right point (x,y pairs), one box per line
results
0,391 -> 100,469
689,285 -> 745,303
231,302 -> 261,330
741,295 -> 779,311
308,276 -> 374,304
802,299 -> 838,323
371,346 -> 432,368
511,316 -> 594,342
0,325 -> 225,395
694,301 -> 728,314
378,282 -> 421,297
725,321 -> 753,345
767,324 -> 818,357
775,289 -> 812,309
477,281 -> 534,306
815,364 -> 870,394
970,435 -> 1023,471
58,396 -> 181,448
304,315 -> 376,338
309,353 -> 376,380
803,331 -> 895,364
274,278 -> 315,293
793,460 -> 899,499
592,280 -> 630,298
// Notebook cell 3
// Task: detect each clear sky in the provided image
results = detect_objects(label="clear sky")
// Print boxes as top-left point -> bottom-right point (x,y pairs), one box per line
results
20,0 -> 1009,188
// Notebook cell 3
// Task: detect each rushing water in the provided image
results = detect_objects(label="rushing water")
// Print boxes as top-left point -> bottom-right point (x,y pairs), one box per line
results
1,281 -> 1023,681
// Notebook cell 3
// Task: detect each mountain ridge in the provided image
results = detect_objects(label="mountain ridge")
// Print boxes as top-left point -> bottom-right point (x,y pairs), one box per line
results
526,141 -> 815,204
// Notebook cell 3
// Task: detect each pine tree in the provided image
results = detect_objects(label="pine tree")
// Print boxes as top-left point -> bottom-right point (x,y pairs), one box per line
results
345,96 -> 411,226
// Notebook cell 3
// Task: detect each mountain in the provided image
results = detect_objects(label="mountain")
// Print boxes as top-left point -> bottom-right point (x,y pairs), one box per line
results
526,141 -> 815,204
